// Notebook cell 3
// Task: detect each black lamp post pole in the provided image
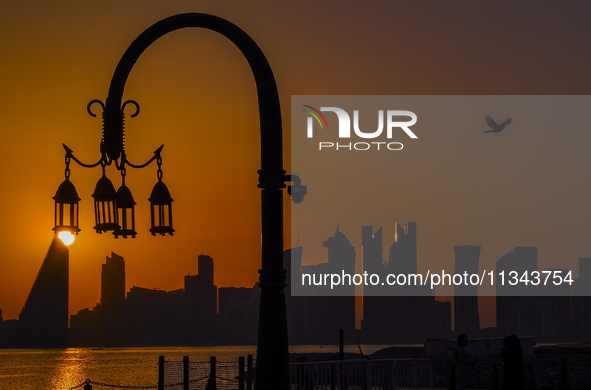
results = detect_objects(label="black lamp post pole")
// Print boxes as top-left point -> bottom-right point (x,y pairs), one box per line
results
100,13 -> 289,390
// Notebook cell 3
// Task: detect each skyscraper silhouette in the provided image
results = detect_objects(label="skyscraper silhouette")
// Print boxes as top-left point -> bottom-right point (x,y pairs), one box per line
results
184,254 -> 217,344
362,225 -> 408,342
362,226 -> 384,277
496,246 -> 538,336
362,223 -> 449,342
389,222 -> 417,275
360,226 -> 388,342
285,227 -> 356,344
100,252 -> 125,345
321,226 -> 356,340
19,236 -> 69,348
323,224 -> 356,295
537,268 -> 571,339
453,245 -> 481,335
218,287 -> 257,344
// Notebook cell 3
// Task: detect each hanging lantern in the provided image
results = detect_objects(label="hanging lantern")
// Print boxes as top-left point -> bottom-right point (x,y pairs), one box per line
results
149,180 -> 174,236
53,178 -> 81,234
92,174 -> 119,233
114,182 -> 136,238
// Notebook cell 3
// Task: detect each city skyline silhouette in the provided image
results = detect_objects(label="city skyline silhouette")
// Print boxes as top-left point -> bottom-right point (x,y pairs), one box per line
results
291,96 -> 591,305
2,2 -> 591,351
4,217 -> 591,348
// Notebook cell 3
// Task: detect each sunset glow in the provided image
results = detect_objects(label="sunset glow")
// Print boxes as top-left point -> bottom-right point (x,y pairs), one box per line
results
1,2 -> 590,333
58,231 -> 75,246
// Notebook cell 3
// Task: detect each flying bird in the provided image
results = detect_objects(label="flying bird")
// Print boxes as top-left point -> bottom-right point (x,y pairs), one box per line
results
483,115 -> 512,133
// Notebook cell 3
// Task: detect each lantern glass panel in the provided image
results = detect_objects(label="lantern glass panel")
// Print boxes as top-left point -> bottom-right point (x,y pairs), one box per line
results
161,204 -> 169,226
94,199 -> 119,232
63,204 -> 71,225
54,199 -> 80,233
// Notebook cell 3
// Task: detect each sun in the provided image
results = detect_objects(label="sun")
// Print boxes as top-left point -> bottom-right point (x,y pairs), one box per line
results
58,231 -> 75,246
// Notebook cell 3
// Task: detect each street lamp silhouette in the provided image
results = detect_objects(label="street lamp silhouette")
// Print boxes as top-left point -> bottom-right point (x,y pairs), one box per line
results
53,163 -> 80,246
53,175 -> 80,235
51,13 -> 302,390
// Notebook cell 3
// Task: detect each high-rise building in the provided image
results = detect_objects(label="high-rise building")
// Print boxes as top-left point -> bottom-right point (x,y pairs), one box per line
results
496,247 -> 538,336
19,236 -> 69,348
453,245 -> 481,335
125,286 -> 172,345
323,224 -> 356,294
536,268 -> 571,339
284,226 -> 357,344
198,254 -> 214,286
362,223 -> 447,343
363,225 -> 405,342
321,226 -> 356,341
362,226 -> 384,277
184,254 -> 217,344
102,252 -> 125,308
389,222 -> 417,275
362,224 -> 398,343
218,287 -> 257,344
100,252 -> 125,345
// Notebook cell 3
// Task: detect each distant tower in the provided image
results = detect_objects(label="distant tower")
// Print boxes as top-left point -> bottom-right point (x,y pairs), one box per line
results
537,268 -> 571,339
453,245 -> 481,335
184,254 -> 217,344
101,252 -> 125,345
198,254 -> 214,287
362,223 -> 439,343
361,226 -> 389,342
218,287 -> 257,344
496,247 -> 538,336
101,252 -> 125,307
389,222 -> 417,275
323,225 -> 356,277
19,236 -> 69,348
322,225 -> 356,337
197,254 -> 217,325
362,226 -> 383,276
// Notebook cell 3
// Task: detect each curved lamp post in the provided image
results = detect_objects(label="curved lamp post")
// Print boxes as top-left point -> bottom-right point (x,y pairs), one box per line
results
52,13 -> 307,390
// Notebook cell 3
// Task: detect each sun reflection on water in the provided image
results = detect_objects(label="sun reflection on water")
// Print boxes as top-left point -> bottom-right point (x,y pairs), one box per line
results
2,345 -> 391,389
48,349 -> 90,390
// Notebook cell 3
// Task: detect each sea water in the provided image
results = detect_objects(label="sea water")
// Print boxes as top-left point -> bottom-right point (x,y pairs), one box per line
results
0,345 -> 388,390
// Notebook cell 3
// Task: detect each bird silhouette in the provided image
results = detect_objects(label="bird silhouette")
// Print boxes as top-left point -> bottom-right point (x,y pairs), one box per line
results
483,115 -> 511,133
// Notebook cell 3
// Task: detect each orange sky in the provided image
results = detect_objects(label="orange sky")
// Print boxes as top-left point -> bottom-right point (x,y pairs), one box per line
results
1,1 -> 591,331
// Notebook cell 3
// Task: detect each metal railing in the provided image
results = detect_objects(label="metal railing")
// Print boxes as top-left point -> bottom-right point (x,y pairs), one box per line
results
289,358 -> 433,390
159,355 -> 255,390
67,357 -> 433,390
